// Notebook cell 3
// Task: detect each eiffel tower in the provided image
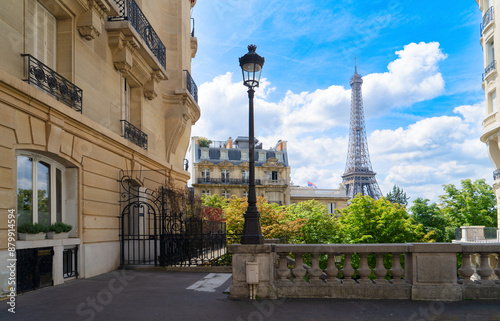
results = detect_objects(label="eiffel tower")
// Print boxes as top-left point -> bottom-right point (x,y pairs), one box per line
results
342,61 -> 382,200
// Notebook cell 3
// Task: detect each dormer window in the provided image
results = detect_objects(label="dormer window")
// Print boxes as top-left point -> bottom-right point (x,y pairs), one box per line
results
201,148 -> 209,159
220,149 -> 228,160
276,152 -> 283,162
241,150 -> 249,161
258,151 -> 267,162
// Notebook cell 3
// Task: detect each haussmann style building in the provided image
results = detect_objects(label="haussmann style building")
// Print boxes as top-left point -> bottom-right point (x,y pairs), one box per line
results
190,136 -> 291,205
477,0 -> 500,232
0,0 -> 200,296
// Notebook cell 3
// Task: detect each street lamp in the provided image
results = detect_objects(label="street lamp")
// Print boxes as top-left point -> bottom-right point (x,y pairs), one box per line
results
239,44 -> 265,244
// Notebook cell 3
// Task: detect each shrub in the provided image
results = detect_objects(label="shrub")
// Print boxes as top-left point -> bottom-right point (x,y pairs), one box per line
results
18,222 -> 49,234
49,222 -> 72,233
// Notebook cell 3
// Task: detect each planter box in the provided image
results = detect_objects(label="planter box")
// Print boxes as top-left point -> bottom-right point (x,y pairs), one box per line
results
46,232 -> 70,239
18,232 -> 46,241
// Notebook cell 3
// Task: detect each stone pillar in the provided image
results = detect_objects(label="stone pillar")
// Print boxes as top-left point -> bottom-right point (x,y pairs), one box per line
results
229,244 -> 277,299
405,243 -> 462,301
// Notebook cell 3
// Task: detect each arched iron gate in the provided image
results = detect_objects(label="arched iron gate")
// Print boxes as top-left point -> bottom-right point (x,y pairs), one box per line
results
119,173 -> 228,267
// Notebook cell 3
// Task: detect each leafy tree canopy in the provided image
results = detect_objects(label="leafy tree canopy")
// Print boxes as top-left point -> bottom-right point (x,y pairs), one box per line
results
410,197 -> 449,242
386,185 -> 410,207
439,179 -> 497,227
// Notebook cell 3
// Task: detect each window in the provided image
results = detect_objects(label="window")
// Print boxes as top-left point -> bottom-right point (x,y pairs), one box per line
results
122,77 -> 131,122
222,190 -> 231,199
489,90 -> 497,114
202,190 -> 211,196
241,150 -> 249,161
267,171 -> 279,181
201,148 -> 209,159
243,190 -> 249,198
276,152 -> 284,162
221,169 -> 230,183
327,203 -> 336,214
26,0 -> 57,69
201,168 -> 211,183
258,151 -> 267,162
487,40 -> 495,65
16,152 -> 77,231
242,170 -> 249,183
220,150 -> 228,160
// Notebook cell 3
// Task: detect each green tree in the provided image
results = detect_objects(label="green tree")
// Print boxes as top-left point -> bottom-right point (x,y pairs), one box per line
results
287,200 -> 343,244
386,185 -> 410,207
410,197 -> 449,242
337,195 -> 424,244
440,179 -> 497,227
198,137 -> 212,148
201,194 -> 227,209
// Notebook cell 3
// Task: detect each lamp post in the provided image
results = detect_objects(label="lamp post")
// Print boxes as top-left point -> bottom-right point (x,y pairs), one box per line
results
239,44 -> 265,244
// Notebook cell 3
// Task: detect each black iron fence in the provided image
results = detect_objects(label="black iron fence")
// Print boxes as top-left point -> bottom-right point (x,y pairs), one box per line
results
185,70 -> 198,103
21,54 -> 83,112
108,0 -> 166,69
196,178 -> 262,185
121,120 -> 148,150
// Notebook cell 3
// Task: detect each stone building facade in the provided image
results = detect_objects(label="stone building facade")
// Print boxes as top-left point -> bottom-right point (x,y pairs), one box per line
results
289,185 -> 349,213
190,136 -> 291,205
477,0 -> 500,229
0,0 -> 200,296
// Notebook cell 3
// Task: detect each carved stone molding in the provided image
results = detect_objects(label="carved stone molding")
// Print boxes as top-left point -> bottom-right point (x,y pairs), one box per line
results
77,25 -> 100,40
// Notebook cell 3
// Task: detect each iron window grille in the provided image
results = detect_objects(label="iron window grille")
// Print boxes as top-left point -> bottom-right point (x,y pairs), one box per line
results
63,247 -> 78,279
108,0 -> 166,69
21,54 -> 83,113
185,70 -> 198,103
121,120 -> 148,150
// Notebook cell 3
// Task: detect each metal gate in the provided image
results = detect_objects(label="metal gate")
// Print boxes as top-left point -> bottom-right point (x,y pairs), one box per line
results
119,172 -> 229,267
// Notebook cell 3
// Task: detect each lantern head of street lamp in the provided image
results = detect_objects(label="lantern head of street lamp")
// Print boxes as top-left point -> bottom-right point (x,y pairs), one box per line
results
239,44 -> 265,89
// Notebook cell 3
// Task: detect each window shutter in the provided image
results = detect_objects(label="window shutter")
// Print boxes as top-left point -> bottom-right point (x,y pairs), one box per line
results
45,6 -> 57,69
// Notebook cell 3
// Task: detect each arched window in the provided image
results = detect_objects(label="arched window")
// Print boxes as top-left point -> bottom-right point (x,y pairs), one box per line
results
17,152 -> 77,232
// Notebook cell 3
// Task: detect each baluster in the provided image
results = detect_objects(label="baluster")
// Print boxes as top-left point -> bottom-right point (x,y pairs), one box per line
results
276,252 -> 291,283
494,253 -> 500,285
324,253 -> 340,285
373,253 -> 388,284
292,252 -> 307,284
389,253 -> 405,284
476,252 -> 494,285
459,253 -> 475,285
341,253 -> 356,284
357,253 -> 372,284
308,253 -> 324,284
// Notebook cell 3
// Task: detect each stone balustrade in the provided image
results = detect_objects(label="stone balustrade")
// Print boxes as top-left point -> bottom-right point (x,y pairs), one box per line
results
229,243 -> 500,301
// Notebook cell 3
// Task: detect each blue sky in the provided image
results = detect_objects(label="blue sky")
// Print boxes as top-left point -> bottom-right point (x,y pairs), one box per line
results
189,0 -> 490,204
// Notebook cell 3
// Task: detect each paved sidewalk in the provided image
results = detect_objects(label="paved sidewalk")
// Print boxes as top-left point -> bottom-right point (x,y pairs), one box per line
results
1,270 -> 500,321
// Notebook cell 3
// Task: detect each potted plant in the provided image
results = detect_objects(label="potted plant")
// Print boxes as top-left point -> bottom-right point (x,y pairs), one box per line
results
46,222 -> 72,239
18,222 -> 49,241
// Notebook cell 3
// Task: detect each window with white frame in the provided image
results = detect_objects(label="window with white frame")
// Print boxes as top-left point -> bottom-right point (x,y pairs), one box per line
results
25,0 -> 57,69
201,168 -> 211,183
202,190 -> 211,196
122,76 -> 131,122
243,190 -> 249,198
241,150 -> 249,161
222,190 -> 231,198
258,151 -> 267,162
16,152 -> 77,231
487,40 -> 495,66
489,90 -> 497,114
327,203 -> 336,214
276,152 -> 283,162
221,169 -> 230,183
267,171 -> 279,181
201,148 -> 209,159
220,149 -> 228,160
242,170 -> 249,183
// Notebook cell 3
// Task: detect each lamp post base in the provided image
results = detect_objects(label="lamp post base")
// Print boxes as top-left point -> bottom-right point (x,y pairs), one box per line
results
241,206 -> 264,244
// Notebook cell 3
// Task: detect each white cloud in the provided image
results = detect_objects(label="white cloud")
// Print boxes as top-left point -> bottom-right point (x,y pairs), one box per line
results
192,42 -> 491,203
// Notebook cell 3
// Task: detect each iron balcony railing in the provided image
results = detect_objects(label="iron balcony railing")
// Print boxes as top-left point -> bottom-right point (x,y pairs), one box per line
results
196,178 -> 261,185
185,70 -> 198,103
483,60 -> 496,81
21,54 -> 83,113
121,120 -> 148,150
481,6 -> 495,34
109,0 -> 166,69
191,17 -> 195,37
63,247 -> 78,279
494,168 -> 500,180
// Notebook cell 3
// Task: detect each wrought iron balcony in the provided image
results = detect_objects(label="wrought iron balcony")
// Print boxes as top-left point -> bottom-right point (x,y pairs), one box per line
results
121,120 -> 148,150
196,178 -> 261,185
21,54 -> 83,113
494,168 -> 500,180
109,0 -> 166,69
481,6 -> 495,34
483,60 -> 496,81
185,70 -> 198,103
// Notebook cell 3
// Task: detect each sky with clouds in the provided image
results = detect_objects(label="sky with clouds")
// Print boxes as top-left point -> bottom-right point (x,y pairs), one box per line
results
188,0 -> 489,204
